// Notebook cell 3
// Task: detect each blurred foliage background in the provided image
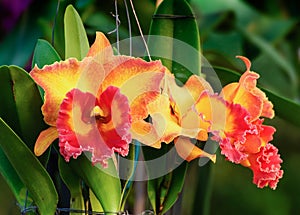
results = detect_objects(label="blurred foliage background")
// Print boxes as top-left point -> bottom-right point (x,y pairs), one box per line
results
0,0 -> 299,214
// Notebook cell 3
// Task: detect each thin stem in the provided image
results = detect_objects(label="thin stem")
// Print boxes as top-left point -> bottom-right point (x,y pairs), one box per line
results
51,0 -> 60,46
115,0 -> 120,54
124,0 -> 132,56
129,0 -> 152,60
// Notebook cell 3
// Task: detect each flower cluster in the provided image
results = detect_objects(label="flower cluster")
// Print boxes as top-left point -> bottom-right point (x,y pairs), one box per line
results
30,32 -> 283,189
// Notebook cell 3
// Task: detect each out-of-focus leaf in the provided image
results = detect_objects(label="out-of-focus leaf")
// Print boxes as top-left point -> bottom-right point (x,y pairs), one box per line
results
203,31 -> 243,61
0,12 -> 42,67
214,66 -> 300,127
193,0 -> 298,98
64,5 -> 90,60
84,13 -> 129,39
32,39 -> 61,68
69,156 -> 121,212
0,118 -> 58,215
240,28 -> 297,92
191,0 -> 259,26
252,53 -> 296,98
58,157 -> 84,213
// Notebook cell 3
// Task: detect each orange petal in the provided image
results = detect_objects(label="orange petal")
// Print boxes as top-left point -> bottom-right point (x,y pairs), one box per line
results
132,94 -> 182,147
167,74 -> 213,118
30,58 -> 90,126
222,56 -> 274,120
87,32 -> 113,62
34,127 -> 58,156
193,92 -> 227,132
180,107 -> 208,141
131,120 -> 162,148
174,137 -> 216,162
100,58 -> 168,120
76,58 -> 106,95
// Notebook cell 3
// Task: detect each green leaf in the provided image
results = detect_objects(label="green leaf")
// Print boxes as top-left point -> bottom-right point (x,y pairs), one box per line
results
58,156 -> 85,212
0,149 -> 33,207
64,5 -> 90,60
160,162 -> 188,214
90,189 -> 104,212
0,7 -> 42,67
0,118 -> 58,215
144,144 -> 188,214
32,39 -> 61,68
214,66 -> 300,127
119,141 -> 140,210
0,66 -> 47,152
145,0 -> 201,213
147,0 -> 201,83
239,27 -> 298,92
69,156 -> 121,212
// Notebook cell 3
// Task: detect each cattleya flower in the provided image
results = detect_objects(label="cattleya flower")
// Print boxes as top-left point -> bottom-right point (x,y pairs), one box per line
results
218,56 -> 283,189
140,55 -> 283,189
30,32 -> 167,166
132,72 -> 218,162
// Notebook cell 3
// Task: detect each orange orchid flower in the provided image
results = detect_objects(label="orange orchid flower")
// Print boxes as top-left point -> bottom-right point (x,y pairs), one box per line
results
30,32 -> 167,166
215,56 -> 283,189
132,73 -> 217,162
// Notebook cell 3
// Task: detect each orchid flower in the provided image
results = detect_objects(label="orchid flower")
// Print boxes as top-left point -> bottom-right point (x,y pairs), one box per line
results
132,72 -> 217,162
30,32 -> 167,166
216,56 -> 283,189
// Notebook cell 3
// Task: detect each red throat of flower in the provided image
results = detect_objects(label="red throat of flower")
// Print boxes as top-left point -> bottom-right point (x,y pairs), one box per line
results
57,86 -> 132,167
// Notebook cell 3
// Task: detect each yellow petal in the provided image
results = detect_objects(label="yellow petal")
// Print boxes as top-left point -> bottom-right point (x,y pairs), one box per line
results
131,120 -> 162,148
101,58 -> 168,120
174,137 -> 216,162
222,56 -> 275,120
131,94 -> 181,148
193,92 -> 227,132
180,108 -> 208,141
30,58 -> 91,126
34,127 -> 58,156
167,74 -> 213,119
87,32 -> 113,62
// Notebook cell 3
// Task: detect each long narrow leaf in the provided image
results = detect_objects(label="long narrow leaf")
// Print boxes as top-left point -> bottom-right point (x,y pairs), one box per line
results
0,118 -> 58,215
0,149 -> 32,207
0,66 -> 47,151
64,5 -> 90,60
58,157 -> 85,213
69,156 -> 122,212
